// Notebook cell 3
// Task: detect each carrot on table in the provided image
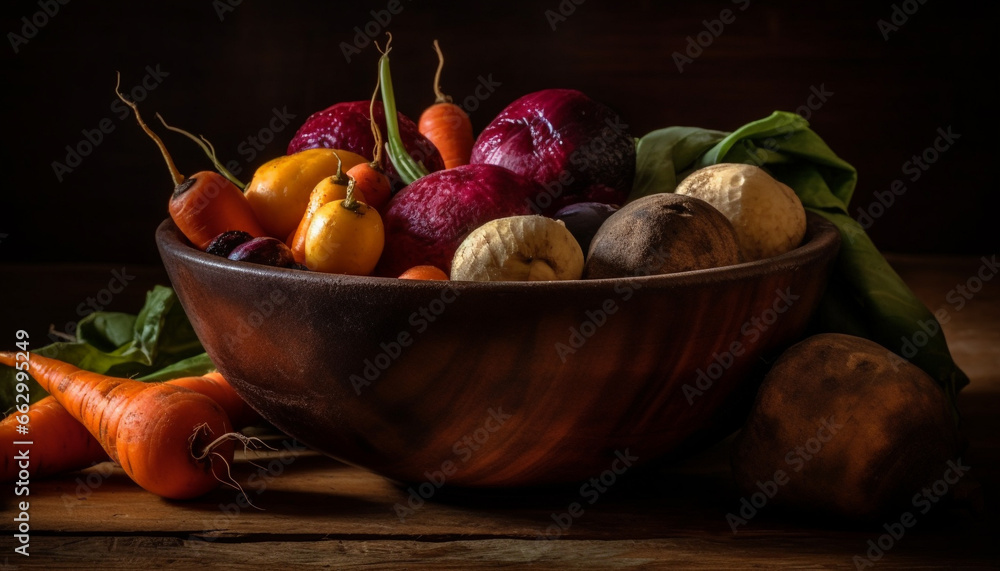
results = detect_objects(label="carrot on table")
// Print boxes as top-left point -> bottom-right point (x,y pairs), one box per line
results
114,74 -> 266,250
169,372 -> 261,431
0,352 -> 237,500
1,370 -> 261,483
418,40 -> 474,170
1,396 -> 109,482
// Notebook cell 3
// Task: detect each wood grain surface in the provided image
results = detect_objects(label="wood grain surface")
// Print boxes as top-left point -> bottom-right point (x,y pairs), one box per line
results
1,254 -> 997,569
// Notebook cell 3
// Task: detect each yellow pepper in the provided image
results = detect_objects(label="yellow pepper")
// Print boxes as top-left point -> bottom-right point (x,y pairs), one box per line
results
245,148 -> 367,239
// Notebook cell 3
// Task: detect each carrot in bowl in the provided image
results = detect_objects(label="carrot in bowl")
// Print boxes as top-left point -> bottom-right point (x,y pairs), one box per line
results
345,77 -> 393,213
418,40 -> 474,170
114,74 -> 266,250
0,352 -> 236,500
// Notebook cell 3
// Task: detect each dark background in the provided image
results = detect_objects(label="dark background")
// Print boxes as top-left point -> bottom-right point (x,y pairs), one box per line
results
0,0 -> 995,266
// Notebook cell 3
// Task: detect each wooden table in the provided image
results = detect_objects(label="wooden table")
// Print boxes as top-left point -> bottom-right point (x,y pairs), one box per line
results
2,256 -> 998,569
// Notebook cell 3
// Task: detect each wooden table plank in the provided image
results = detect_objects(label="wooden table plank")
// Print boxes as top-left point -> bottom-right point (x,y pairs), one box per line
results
24,536 -> 1000,570
2,256 -> 998,569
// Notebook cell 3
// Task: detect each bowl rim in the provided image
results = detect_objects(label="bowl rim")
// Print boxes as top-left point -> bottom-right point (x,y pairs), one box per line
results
155,212 -> 840,292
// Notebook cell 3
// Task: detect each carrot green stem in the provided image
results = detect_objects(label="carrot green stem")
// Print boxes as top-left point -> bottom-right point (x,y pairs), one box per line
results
115,72 -> 183,186
431,39 -> 452,104
156,114 -> 247,191
377,34 -> 429,185
368,76 -> 385,169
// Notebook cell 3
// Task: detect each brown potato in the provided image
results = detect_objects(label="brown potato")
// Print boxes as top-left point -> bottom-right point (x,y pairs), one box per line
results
732,333 -> 962,519
584,193 -> 744,279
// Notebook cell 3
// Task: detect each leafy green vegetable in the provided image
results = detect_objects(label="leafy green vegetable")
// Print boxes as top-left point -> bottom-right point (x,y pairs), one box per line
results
632,111 -> 969,415
1,286 -> 214,412
138,352 -> 216,382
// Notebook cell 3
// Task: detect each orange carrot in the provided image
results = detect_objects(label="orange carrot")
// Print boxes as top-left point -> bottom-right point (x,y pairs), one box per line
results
0,352 -> 235,500
346,77 -> 392,212
1,371 -> 261,483
418,40 -> 474,170
114,74 -> 266,250
398,265 -> 449,280
169,372 -> 261,430
2,396 -> 108,482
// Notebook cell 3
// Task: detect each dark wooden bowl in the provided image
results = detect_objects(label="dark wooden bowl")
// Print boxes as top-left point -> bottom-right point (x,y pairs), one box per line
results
156,213 -> 840,487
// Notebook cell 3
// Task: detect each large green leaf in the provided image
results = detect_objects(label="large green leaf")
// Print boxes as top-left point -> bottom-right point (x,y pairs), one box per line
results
1,286 -> 213,413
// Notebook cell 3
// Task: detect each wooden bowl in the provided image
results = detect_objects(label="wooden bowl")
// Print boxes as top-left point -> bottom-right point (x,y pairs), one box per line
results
156,213 -> 840,487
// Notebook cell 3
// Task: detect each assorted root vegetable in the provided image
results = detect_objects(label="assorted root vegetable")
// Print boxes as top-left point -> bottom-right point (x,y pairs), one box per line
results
733,334 -> 965,520
2,35 -> 970,518
0,353 -> 242,500
418,40 -> 474,170
451,215 -> 584,282
133,35 -> 802,283
675,163 -> 807,261
1,370 -> 260,483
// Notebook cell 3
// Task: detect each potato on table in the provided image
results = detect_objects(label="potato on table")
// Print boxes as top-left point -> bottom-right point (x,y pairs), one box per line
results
732,333 -> 962,519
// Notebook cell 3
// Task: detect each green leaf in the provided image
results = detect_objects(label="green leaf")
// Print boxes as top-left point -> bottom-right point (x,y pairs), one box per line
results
138,352 -> 216,382
76,312 -> 137,351
630,127 -> 728,199
631,111 -> 969,417
0,286 -> 209,413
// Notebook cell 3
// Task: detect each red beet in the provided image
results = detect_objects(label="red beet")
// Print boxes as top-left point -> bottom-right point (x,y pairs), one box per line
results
470,89 -> 635,214
287,101 -> 444,191
375,164 -> 544,277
